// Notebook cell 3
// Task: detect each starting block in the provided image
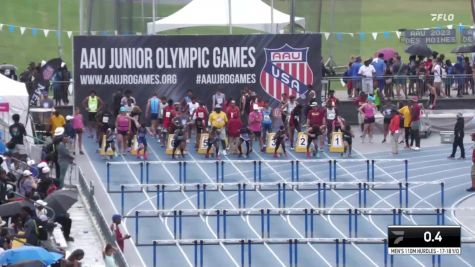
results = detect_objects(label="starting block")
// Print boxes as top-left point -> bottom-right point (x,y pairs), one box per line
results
166,134 -> 187,155
295,132 -> 308,153
265,133 -> 282,154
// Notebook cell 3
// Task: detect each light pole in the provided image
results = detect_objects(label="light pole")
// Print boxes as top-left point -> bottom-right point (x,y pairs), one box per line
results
58,0 -> 63,57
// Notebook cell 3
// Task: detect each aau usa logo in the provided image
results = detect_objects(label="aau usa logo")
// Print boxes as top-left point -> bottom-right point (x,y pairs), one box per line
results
260,44 -> 314,101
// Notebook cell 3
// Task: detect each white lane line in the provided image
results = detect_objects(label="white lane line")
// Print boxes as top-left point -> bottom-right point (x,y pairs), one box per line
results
185,150 -> 285,266
146,143 -> 240,267
222,154 -> 332,266
119,155 -> 194,267
252,150 -> 376,267
353,148 -> 472,266
82,144 -> 148,267
316,152 -> 424,267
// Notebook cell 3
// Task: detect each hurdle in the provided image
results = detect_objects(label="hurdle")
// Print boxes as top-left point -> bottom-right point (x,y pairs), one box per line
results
149,237 -> 387,267
129,207 -> 468,246
117,181 -> 444,212
106,159 -> 409,190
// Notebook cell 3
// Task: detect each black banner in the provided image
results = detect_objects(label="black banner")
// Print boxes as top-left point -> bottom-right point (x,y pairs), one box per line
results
73,34 -> 322,109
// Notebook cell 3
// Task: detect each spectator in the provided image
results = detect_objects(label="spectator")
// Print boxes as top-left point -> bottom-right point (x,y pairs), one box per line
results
110,214 -> 130,252
350,56 -> 363,97
115,107 -> 131,155
72,107 -> 85,155
64,116 -> 76,152
57,130 -> 74,188
9,113 -> 27,156
260,103 -> 273,150
37,166 -> 55,198
372,53 -> 387,95
464,57 -> 473,95
389,109 -> 401,155
112,89 -> 123,116
248,105 -> 263,152
407,55 -> 418,96
146,92 -> 160,139
467,133 -> 475,191
51,69 -> 63,106
82,90 -> 104,139
448,113 -> 465,159
63,249 -> 85,267
454,56 -> 465,97
358,96 -> 376,143
358,59 -> 376,95
227,115 -> 242,155
50,110 -> 66,137
444,59 -> 454,97
393,55 -> 406,98
0,132 -> 5,155
186,96 -> 200,141
428,58 -> 443,109
39,94 -> 54,109
410,97 -> 422,150
382,100 -> 395,143
17,206 -> 38,246
325,102 -> 337,146
18,169 -> 37,196
384,61 -> 394,99
104,243 -> 118,267
212,89 -> 226,111
240,87 -> 252,124
60,62 -> 71,106
398,101 -> 412,149
120,90 -> 136,114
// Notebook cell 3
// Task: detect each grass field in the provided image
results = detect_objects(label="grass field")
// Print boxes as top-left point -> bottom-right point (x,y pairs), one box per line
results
0,0 -> 473,72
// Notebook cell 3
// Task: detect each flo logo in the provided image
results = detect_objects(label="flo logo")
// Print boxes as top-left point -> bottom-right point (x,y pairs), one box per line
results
430,13 -> 454,21
260,44 -> 314,101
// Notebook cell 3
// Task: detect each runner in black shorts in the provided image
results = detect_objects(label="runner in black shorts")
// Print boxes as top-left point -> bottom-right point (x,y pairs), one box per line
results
342,124 -> 354,157
306,126 -> 321,158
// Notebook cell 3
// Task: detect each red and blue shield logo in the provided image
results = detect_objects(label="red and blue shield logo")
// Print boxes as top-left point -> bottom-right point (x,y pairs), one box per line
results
260,44 -> 314,101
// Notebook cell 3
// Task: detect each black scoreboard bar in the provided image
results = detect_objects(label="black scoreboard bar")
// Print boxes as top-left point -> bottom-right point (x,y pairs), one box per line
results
388,226 -> 461,255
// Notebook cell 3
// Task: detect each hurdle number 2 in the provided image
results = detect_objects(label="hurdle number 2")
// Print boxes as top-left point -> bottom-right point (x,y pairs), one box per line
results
300,136 -> 306,146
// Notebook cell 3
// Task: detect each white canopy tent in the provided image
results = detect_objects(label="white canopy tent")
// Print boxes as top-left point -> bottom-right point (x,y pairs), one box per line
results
147,0 -> 305,34
0,74 -> 34,153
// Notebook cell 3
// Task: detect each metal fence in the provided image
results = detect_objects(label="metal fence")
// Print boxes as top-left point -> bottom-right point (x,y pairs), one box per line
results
77,167 -> 130,267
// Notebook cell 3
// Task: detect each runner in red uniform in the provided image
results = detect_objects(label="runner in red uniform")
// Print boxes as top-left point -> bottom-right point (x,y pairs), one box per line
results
161,99 -> 175,147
